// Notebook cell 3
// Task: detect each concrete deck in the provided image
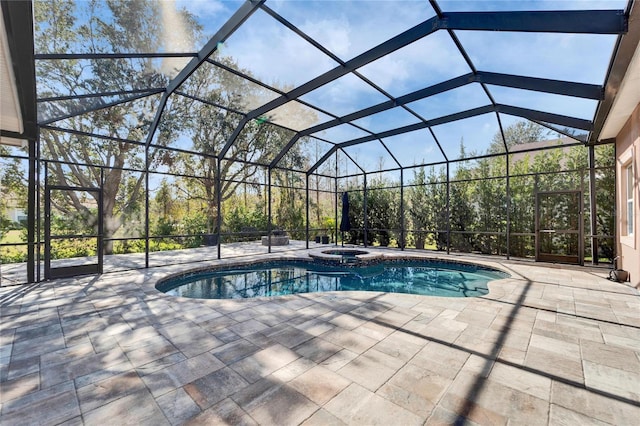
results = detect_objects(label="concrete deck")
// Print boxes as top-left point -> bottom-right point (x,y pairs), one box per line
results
1,246 -> 639,425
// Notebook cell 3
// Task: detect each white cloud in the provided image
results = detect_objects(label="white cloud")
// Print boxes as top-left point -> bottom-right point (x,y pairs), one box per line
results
159,0 -> 194,77
175,0 -> 228,18
357,31 -> 471,96
301,18 -> 352,58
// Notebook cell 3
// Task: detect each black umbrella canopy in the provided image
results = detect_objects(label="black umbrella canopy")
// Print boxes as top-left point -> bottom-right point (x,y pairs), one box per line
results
340,192 -> 351,232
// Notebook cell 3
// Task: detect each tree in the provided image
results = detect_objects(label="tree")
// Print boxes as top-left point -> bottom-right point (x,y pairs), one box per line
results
449,141 -> 476,252
164,59 -> 311,236
408,167 -> 429,249
0,147 -> 27,240
488,121 -> 550,154
35,0 -> 190,253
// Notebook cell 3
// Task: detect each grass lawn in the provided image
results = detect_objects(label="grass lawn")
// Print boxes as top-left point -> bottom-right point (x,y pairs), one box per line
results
1,230 -> 25,244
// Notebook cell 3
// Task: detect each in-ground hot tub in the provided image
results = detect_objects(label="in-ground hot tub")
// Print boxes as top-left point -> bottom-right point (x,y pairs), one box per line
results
308,248 -> 372,264
320,249 -> 369,263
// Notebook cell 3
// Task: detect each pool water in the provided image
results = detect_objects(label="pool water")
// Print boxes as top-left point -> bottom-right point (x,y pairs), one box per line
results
157,259 -> 508,300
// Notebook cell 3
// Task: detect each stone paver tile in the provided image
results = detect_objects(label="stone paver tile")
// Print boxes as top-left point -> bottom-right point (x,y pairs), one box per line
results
602,332 -> 640,352
488,362 -> 551,401
461,354 -> 494,378
455,370 -> 549,424
377,381 -> 436,419
41,346 -> 130,389
77,370 -> 147,413
525,346 -> 584,384
0,371 -> 39,403
320,348 -> 359,372
293,318 -> 335,337
498,346 -> 527,365
268,325 -> 314,349
13,317 -> 62,335
184,367 -> 249,410
529,333 -> 581,358
111,325 -> 165,350
375,308 -> 419,328
212,328 -> 241,344
580,339 -> 640,373
156,387 -> 201,426
82,389 -> 169,425
56,415 -> 84,426
377,363 -> 450,418
89,333 -> 120,353
228,308 -> 260,323
271,357 -> 317,382
243,331 -> 275,349
0,382 -> 80,425
353,320 -> 395,341
198,315 -> 238,334
135,352 -> 186,377
289,365 -> 351,405
425,405 -> 483,426
551,380 -> 640,425
329,313 -> 367,330
294,336 -> 342,363
320,327 -> 377,354
416,317 -> 468,344
11,332 -> 66,360
372,330 -> 427,362
158,323 -> 224,358
0,381 -> 75,416
455,308 -> 497,328
74,358 -> 135,389
325,383 -> 423,426
40,341 -> 95,366
410,341 -> 470,379
124,338 -> 179,368
230,344 -> 300,383
440,386 -> 509,425
211,339 -> 261,365
337,350 -> 399,392
228,319 -> 270,337
300,408 -> 347,426
583,360 -> 640,401
549,403 -> 610,426
454,326 -> 503,358
232,378 -> 319,426
141,352 -> 225,398
183,398 -> 256,426
497,328 -> 531,353
6,355 -> 39,381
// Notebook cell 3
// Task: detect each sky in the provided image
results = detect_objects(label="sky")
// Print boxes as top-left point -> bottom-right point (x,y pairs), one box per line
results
35,0 -> 629,174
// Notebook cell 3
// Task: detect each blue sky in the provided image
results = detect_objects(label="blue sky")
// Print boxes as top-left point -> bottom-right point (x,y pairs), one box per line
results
197,0 -> 623,171
36,0 -> 629,173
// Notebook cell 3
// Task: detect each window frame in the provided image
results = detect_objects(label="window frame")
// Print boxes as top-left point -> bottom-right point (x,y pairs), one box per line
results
626,162 -> 634,236
619,142 -> 636,248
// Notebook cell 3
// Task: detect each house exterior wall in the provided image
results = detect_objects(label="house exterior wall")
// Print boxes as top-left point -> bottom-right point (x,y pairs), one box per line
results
616,102 -> 640,288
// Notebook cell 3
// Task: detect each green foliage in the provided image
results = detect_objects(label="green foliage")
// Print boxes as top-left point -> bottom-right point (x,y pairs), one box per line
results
0,246 -> 27,263
225,204 -> 268,236
50,239 -> 96,260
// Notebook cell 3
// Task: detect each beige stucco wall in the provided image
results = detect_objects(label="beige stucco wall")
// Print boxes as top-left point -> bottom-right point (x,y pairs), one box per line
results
615,102 -> 640,288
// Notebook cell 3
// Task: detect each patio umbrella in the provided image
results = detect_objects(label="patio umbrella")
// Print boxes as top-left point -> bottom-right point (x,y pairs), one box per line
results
339,192 -> 351,246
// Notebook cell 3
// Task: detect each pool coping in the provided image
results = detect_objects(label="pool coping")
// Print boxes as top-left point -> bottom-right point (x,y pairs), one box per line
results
151,248 -> 515,302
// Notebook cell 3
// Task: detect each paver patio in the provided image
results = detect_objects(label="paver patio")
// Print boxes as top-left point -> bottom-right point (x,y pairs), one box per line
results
1,246 -> 639,425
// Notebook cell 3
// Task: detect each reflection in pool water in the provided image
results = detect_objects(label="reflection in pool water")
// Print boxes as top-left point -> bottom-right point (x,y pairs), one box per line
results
157,259 -> 508,300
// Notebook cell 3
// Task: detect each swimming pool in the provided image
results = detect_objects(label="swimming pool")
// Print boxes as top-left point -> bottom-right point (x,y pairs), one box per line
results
156,259 -> 509,300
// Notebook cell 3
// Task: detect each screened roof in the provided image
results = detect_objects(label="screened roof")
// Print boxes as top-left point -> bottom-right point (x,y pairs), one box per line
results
30,0 -> 632,176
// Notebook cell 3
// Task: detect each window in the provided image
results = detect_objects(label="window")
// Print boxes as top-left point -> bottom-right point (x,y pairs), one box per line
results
626,162 -> 634,236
